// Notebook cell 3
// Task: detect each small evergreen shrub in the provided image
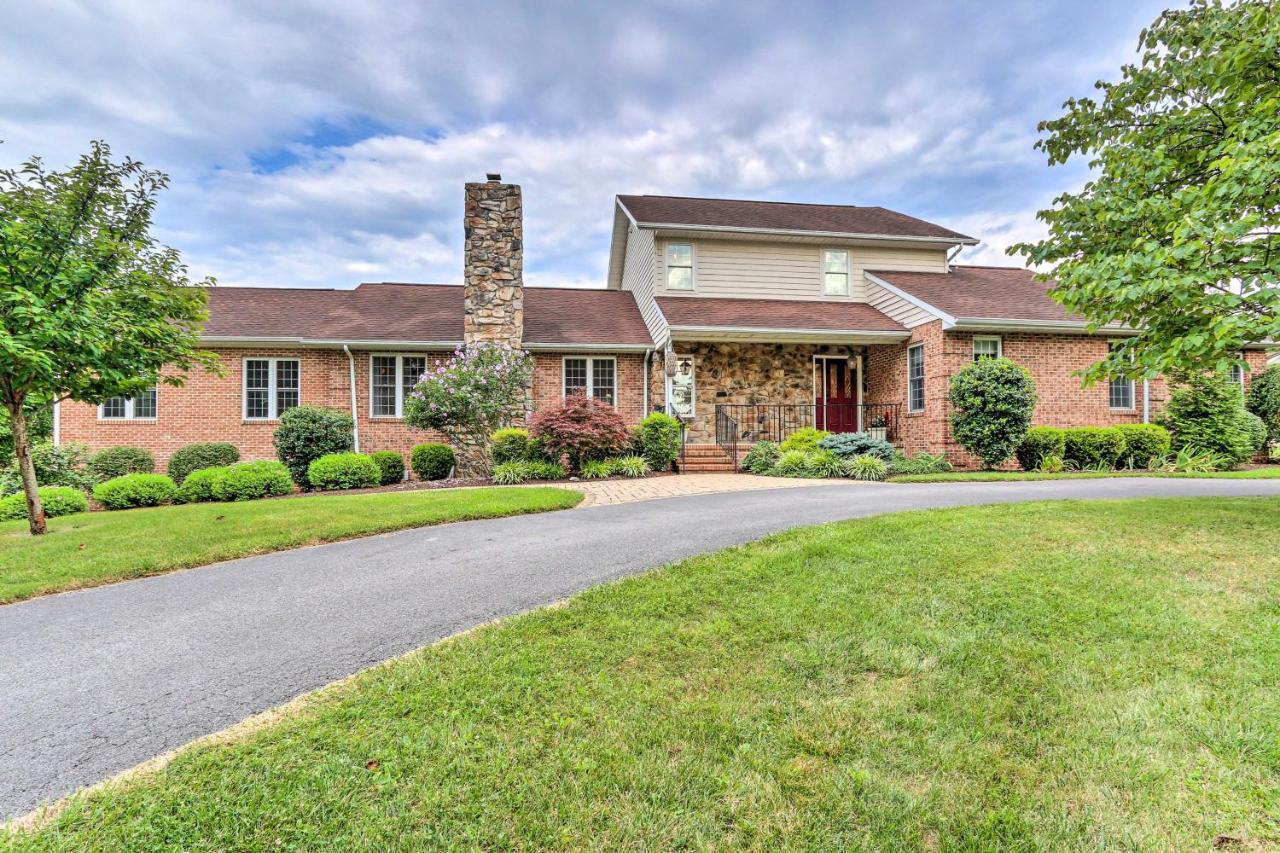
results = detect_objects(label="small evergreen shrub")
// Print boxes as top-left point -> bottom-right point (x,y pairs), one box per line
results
178,466 -> 226,503
167,442 -> 239,485
818,432 -> 894,463
272,406 -> 354,487
740,441 -> 780,475
211,461 -> 293,501
1015,426 -> 1066,472
491,460 -> 566,485
529,391 -> 630,470
370,450 -> 405,486
88,446 -> 155,481
1161,371 -> 1255,466
803,449 -> 845,478
844,455 -> 889,481
779,428 -> 830,453
307,453 -> 380,491
1115,424 -> 1171,469
411,443 -> 456,481
1246,364 -> 1280,443
948,358 -> 1038,468
888,451 -> 953,476
638,412 -> 682,471
93,473 -> 178,510
0,486 -> 88,521
1242,411 -> 1268,454
489,428 -> 532,464
1062,427 -> 1126,469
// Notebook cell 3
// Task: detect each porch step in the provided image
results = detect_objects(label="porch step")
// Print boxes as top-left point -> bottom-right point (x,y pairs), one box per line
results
677,444 -> 749,473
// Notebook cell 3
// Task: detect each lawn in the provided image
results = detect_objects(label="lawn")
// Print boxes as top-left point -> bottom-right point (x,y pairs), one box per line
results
890,466 -> 1280,483
10,497 -> 1279,849
0,487 -> 581,605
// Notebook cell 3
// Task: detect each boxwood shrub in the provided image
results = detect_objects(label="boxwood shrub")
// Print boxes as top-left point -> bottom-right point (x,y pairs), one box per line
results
88,446 -> 155,481
638,412 -> 682,471
1062,427 -> 1126,469
370,450 -> 405,486
210,461 -> 294,502
167,442 -> 239,485
1115,424 -> 1171,468
1015,426 -> 1066,472
948,358 -> 1038,468
0,486 -> 89,521
489,428 -> 531,465
93,473 -> 178,510
178,466 -> 226,503
411,443 -> 455,481
307,453 -> 381,491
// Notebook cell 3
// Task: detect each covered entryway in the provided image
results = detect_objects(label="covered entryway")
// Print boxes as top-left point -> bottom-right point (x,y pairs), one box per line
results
813,355 -> 859,433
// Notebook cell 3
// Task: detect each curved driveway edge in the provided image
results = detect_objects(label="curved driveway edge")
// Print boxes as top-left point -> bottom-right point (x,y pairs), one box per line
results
4,478 -> 1280,819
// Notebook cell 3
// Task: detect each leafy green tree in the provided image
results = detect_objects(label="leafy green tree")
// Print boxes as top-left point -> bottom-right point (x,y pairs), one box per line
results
0,141 -> 215,534
1012,0 -> 1280,384
948,358 -> 1038,468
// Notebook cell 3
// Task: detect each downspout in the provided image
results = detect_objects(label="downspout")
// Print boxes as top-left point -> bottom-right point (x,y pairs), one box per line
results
343,345 -> 360,452
1142,379 -> 1150,424
642,348 -> 652,414
52,400 -> 60,447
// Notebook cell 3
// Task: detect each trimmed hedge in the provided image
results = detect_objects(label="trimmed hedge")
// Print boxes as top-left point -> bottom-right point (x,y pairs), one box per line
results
638,412 -> 682,471
93,473 -> 178,510
411,443 -> 455,481
1116,424 -> 1171,468
0,486 -> 89,521
211,461 -> 294,502
178,466 -> 226,503
1062,427 -> 1126,469
1016,426 -> 1067,471
370,450 -> 405,486
167,442 -> 239,485
307,453 -> 381,491
489,428 -> 532,465
88,446 -> 155,481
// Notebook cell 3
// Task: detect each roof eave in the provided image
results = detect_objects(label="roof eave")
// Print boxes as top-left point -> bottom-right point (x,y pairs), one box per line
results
201,335 -> 462,349
638,221 -> 978,246
522,341 -> 653,352
948,318 -> 1134,334
668,325 -> 910,344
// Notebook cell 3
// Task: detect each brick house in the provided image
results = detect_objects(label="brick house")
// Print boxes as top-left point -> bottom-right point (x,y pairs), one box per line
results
58,177 -> 1272,471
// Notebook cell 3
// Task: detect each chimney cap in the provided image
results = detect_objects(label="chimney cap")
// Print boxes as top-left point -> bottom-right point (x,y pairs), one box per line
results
485,172 -> 502,182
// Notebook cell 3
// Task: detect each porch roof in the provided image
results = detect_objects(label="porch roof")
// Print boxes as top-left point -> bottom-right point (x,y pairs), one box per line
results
655,296 -> 909,344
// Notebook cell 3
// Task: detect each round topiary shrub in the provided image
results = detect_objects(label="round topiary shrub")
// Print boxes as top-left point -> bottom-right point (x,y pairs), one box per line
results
1116,424 -> 1171,468
167,442 -> 239,485
411,443 -> 456,481
0,486 -> 89,521
271,406 -> 354,488
1062,427 -> 1127,469
88,446 -> 155,481
1015,426 -> 1066,471
948,358 -> 1038,468
489,428 -> 531,465
818,432 -> 894,463
307,453 -> 381,491
370,450 -> 405,486
211,461 -> 294,502
638,412 -> 682,471
93,473 -> 178,510
178,466 -> 227,503
1246,364 -> 1280,444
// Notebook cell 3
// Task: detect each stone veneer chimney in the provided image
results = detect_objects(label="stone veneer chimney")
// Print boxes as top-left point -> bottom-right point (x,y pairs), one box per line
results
463,174 -> 524,348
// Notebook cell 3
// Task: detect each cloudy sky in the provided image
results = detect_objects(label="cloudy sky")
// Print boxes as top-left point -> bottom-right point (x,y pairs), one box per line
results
2,0 -> 1169,289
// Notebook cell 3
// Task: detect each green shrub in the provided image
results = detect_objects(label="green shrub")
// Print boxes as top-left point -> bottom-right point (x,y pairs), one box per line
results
306,453 -> 380,491
0,486 -> 88,521
779,428 -> 830,453
370,450 -> 405,486
411,443 -> 455,481
1158,445 -> 1231,473
1015,426 -> 1066,471
740,441 -> 780,475
948,358 -> 1038,468
1269,441 -> 1280,463
888,451 -> 953,476
1115,424 -> 1171,469
272,406 -> 354,487
802,449 -> 845,478
772,449 -> 814,477
93,473 -> 178,510
844,455 -> 890,481
1161,371 -> 1254,466
489,428 -> 532,464
638,412 -> 682,471
178,466 -> 226,503
1246,364 -> 1280,443
1242,411 -> 1268,454
211,461 -> 294,502
818,432 -> 894,463
609,455 -> 650,478
1062,427 -> 1126,469
580,459 -> 611,479
88,446 -> 155,481
167,442 -> 239,485
491,460 -> 566,485
0,441 -> 95,496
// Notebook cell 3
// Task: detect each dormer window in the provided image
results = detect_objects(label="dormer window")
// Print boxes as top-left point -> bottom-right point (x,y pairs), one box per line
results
822,249 -> 849,296
665,243 -> 693,290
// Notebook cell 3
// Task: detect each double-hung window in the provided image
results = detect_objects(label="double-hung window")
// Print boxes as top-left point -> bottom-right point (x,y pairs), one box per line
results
665,243 -> 694,290
1107,342 -> 1135,410
100,386 -> 157,420
972,336 -> 1002,361
822,249 -> 849,296
244,358 -> 300,420
563,356 -> 616,405
1231,362 -> 1246,387
907,344 -> 925,413
371,355 -> 428,418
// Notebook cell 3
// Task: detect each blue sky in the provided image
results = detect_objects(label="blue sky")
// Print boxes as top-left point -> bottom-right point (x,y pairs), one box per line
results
1,0 -> 1171,289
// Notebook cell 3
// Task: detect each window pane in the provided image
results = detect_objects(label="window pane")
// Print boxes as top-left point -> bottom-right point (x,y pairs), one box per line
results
564,358 -> 587,396
823,250 -> 848,273
1109,378 -> 1133,409
592,359 -> 615,405
133,387 -> 157,418
245,360 -> 270,419
102,397 -> 126,419
372,356 -> 398,417
666,243 -> 692,267
908,345 -> 925,412
246,390 -> 269,419
823,272 -> 848,295
973,338 -> 1000,361
402,357 -> 426,405
276,359 -> 300,415
667,266 -> 693,291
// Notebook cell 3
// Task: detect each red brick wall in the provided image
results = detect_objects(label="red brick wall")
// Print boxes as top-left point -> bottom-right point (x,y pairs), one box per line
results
530,352 -> 646,426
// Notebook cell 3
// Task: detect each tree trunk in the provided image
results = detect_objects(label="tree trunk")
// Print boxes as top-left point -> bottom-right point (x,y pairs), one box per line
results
8,401 -> 47,535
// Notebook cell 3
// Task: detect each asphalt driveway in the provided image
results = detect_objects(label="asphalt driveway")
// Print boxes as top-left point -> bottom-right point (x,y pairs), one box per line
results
4,477 -> 1280,819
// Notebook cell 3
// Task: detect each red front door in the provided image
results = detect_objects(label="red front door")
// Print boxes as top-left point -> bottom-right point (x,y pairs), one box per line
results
816,358 -> 858,433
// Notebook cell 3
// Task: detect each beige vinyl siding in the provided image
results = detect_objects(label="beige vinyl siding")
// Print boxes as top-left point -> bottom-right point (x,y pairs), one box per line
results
656,239 -> 946,302
620,225 -> 669,346
865,278 -> 940,328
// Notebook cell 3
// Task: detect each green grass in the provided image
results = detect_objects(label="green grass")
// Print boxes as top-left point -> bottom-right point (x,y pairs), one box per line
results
0,487 -> 581,605
10,497 -> 1280,849
890,466 -> 1280,483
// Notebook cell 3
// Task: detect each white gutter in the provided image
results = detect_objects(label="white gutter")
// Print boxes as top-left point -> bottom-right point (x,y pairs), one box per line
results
1142,379 -> 1150,424
342,345 -> 360,452
633,220 -> 978,246
202,335 -> 461,350
642,348 -> 652,414
667,325 -> 909,344
520,341 -> 654,353
949,317 -> 1135,334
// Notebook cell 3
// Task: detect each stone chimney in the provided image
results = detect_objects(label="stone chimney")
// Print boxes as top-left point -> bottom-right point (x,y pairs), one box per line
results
463,174 -> 524,348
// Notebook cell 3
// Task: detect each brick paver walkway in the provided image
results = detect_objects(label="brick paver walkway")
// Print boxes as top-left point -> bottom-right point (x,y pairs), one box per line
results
548,473 -> 863,507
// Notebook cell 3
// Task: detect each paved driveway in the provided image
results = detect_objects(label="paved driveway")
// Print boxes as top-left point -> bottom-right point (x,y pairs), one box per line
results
4,478 -> 1280,819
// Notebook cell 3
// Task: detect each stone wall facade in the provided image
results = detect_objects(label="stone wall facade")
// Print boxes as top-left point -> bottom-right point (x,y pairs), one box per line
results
463,177 -> 523,348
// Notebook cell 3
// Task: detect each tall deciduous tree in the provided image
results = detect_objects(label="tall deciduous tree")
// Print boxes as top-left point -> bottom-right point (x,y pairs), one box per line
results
1012,0 -> 1280,384
0,141 -> 216,534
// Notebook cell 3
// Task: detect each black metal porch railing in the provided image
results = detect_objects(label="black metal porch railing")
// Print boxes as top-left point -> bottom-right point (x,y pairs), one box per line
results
715,407 -> 740,470
713,403 -> 902,446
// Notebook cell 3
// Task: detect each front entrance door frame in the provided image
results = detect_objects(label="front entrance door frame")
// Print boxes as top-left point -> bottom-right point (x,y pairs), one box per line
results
812,354 -> 862,433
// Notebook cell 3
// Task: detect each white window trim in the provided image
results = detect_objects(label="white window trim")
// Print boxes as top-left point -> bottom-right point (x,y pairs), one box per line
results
1107,342 -> 1136,411
369,353 -> 428,419
972,335 -> 1002,360
98,386 -> 158,421
907,343 -> 925,414
663,241 -> 696,292
821,248 -> 850,297
562,355 -> 617,404
667,353 -> 696,418
1231,362 -> 1246,387
242,357 -> 300,421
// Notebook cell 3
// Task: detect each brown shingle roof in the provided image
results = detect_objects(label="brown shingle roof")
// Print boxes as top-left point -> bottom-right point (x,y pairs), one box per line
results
870,266 -> 1081,324
203,284 -> 653,347
618,195 -> 974,242
656,296 -> 906,332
